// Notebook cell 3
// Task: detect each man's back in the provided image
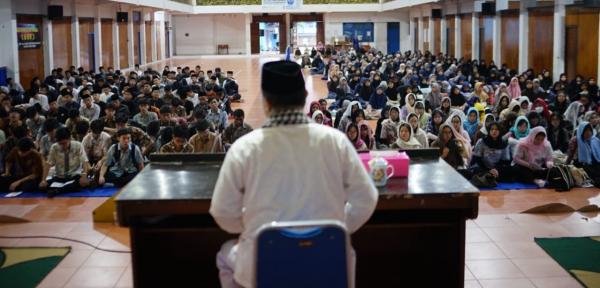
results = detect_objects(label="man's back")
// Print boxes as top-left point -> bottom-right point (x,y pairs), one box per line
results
210,123 -> 377,287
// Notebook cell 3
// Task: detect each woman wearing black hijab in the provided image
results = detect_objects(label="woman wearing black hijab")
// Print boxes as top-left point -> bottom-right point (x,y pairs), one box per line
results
449,86 -> 467,109
470,122 -> 513,187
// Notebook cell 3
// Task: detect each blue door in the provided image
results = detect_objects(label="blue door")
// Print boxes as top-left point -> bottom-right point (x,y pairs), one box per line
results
387,22 -> 400,54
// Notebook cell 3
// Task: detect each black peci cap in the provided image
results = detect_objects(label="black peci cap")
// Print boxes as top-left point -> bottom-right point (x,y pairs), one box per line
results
261,61 -> 305,95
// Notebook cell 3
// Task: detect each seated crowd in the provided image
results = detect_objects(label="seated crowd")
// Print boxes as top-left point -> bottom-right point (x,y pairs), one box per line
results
310,48 -> 600,188
0,64 -> 253,196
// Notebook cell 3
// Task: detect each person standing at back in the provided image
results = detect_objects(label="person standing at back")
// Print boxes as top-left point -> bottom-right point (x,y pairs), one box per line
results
210,60 -> 378,288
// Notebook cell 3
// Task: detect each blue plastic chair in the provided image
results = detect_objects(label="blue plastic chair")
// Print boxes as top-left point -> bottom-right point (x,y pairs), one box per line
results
254,220 -> 350,288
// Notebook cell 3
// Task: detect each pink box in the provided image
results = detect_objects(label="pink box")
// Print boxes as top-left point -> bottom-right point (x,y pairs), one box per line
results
359,151 -> 410,178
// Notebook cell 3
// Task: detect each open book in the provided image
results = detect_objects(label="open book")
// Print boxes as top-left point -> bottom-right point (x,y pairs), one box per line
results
49,180 -> 75,188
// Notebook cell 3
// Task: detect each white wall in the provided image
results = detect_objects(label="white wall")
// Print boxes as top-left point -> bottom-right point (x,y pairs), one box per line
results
0,0 -> 19,81
324,11 -> 410,54
173,14 -> 246,56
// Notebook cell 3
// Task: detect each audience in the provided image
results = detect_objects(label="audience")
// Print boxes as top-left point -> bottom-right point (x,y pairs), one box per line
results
4,45 -> 600,195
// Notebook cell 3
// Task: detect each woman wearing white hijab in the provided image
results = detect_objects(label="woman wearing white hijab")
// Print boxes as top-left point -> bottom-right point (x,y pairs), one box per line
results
312,110 -> 325,124
444,111 -> 472,153
337,101 -> 362,132
391,122 -> 423,149
563,101 -> 584,133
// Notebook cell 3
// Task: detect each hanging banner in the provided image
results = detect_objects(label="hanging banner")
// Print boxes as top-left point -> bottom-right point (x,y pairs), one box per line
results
17,23 -> 41,49
262,0 -> 302,10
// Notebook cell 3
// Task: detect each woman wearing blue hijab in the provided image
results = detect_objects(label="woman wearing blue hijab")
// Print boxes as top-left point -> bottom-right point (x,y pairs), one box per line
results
509,116 -> 530,140
574,121 -> 600,187
463,107 -> 480,145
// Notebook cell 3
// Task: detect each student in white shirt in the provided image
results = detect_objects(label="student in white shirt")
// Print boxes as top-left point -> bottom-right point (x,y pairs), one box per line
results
79,94 -> 101,121
210,61 -> 378,288
28,91 -> 50,112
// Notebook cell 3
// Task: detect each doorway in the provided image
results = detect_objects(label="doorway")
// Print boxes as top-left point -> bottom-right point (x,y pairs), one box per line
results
259,22 -> 280,53
292,21 -> 316,54
387,22 -> 400,54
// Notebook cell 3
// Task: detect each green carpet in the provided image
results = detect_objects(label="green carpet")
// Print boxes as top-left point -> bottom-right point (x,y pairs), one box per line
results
0,247 -> 70,288
535,237 -> 600,288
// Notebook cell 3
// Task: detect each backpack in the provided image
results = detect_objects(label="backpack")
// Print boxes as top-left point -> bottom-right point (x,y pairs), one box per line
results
546,164 -> 575,192
109,144 -> 139,169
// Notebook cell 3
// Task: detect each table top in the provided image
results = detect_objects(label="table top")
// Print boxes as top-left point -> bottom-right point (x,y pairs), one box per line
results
116,158 -> 479,203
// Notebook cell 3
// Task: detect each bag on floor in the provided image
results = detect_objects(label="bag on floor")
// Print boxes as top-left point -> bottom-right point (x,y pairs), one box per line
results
546,164 -> 575,192
568,165 -> 594,188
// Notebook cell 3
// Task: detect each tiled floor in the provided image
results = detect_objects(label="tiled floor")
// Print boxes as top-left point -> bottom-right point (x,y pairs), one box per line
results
1,57 -> 600,287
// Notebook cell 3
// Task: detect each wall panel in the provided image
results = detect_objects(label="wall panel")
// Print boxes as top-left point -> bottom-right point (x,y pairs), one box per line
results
119,22 -> 129,69
565,7 -> 599,79
52,18 -> 72,70
79,18 -> 94,71
528,8 -> 554,74
17,15 -> 45,89
501,11 -> 519,70
145,21 -> 152,63
433,18 -> 441,54
101,19 -> 114,68
133,22 -> 140,65
460,14 -> 472,60
479,16 -> 493,63
446,16 -> 455,57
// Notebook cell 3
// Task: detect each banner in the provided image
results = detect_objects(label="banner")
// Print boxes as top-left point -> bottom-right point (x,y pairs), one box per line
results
17,23 -> 41,49
262,0 -> 302,10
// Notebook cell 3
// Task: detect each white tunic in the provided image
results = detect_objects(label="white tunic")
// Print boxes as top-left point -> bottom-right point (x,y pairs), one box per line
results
210,123 -> 378,288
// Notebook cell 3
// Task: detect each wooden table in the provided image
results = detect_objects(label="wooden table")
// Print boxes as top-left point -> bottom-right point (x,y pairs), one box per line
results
116,154 -> 479,288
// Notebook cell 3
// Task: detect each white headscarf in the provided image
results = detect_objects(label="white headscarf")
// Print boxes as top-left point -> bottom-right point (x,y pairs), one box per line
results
312,110 -> 325,124
394,122 -> 422,149
563,101 -> 584,128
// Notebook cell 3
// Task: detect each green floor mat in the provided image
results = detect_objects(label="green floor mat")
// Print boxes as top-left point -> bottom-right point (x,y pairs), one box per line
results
535,237 -> 600,288
0,247 -> 70,288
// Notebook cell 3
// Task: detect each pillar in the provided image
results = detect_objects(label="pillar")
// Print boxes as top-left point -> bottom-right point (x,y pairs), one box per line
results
492,13 -> 501,65
94,6 -> 102,71
552,2 -> 566,82
418,16 -> 424,52
428,16 -> 434,52
440,16 -> 447,55
472,13 -> 479,61
455,14 -> 462,58
518,6 -> 529,73
128,8 -> 135,68
112,14 -> 120,69
72,0 -> 80,68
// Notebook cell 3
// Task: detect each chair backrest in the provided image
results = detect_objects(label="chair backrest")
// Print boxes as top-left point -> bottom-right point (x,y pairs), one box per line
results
254,220 -> 350,288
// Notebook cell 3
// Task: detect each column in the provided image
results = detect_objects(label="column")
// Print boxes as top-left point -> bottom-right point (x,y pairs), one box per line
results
140,12 -> 146,65
245,13 -> 252,55
518,6 -> 529,73
43,16 -> 54,75
0,0 -> 19,81
112,16 -> 120,69
151,13 -> 157,62
472,13 -> 479,61
455,14 -> 462,58
168,14 -> 173,58
409,17 -> 415,52
285,13 -> 291,49
440,16 -> 447,55
428,16 -> 434,52
418,16 -> 424,52
94,6 -> 102,71
552,2 -> 566,82
128,8 -> 134,68
492,13 -> 501,65
72,0 -> 80,68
